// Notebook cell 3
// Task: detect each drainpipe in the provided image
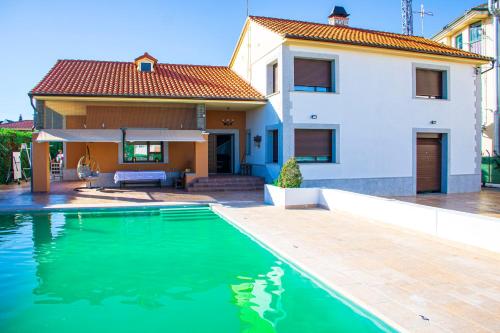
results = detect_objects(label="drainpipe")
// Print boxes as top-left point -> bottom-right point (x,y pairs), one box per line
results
488,0 -> 500,153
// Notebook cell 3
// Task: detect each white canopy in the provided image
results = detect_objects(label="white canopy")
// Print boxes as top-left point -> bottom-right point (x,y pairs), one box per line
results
36,129 -> 122,143
125,129 -> 206,142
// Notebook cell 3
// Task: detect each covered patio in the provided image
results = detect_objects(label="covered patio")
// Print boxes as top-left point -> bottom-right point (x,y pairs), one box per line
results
32,128 -> 209,192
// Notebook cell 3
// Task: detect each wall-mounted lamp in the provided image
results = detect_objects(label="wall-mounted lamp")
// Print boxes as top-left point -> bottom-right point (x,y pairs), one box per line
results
310,114 -> 318,120
253,135 -> 262,148
221,118 -> 235,127
430,120 -> 437,125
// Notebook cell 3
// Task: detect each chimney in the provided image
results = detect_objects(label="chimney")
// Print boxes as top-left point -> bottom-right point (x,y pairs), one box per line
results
328,6 -> 350,26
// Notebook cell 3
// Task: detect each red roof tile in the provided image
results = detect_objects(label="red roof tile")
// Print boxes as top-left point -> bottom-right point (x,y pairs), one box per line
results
250,16 -> 491,62
0,120 -> 34,130
30,60 -> 265,101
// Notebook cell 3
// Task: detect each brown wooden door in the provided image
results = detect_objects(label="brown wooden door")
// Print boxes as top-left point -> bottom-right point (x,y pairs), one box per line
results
417,137 -> 442,193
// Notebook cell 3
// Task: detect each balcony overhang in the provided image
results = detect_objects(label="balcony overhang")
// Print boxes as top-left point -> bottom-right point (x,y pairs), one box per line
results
32,95 -> 267,116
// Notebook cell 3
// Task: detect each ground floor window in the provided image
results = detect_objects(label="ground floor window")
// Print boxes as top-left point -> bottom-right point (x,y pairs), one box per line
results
294,129 -> 333,163
123,141 -> 163,163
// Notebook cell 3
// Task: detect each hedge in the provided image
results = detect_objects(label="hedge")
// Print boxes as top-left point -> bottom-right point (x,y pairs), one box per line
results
0,129 -> 32,183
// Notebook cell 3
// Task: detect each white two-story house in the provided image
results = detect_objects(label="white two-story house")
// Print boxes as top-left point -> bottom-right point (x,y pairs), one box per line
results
432,3 -> 498,159
230,7 -> 490,195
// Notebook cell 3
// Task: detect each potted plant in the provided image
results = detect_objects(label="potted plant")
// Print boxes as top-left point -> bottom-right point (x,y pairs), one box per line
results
264,158 -> 319,208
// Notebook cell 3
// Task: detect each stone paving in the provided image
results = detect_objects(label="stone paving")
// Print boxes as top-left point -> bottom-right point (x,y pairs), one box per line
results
393,187 -> 500,218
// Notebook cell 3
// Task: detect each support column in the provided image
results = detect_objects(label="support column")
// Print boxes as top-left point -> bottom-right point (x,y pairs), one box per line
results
195,133 -> 209,178
32,133 -> 50,192
186,133 -> 209,186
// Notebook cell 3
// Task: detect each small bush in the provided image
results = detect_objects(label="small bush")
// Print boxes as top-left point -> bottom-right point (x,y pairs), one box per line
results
276,158 -> 302,188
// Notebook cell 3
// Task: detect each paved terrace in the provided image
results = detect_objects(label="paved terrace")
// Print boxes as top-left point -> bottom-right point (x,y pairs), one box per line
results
1,182 -> 500,332
393,187 -> 500,218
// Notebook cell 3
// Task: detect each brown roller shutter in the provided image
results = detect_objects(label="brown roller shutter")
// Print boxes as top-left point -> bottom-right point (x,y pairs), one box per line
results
295,129 -> 332,160
294,59 -> 332,88
416,69 -> 443,98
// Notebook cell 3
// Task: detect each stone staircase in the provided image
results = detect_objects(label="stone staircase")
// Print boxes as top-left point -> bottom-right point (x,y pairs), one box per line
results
187,175 -> 265,192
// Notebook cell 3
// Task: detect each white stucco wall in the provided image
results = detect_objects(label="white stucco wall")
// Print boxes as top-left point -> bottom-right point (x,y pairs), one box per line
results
284,44 -> 479,182
232,21 -> 285,180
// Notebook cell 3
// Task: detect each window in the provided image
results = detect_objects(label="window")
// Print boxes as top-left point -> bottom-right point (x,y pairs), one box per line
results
294,58 -> 333,92
469,22 -> 482,54
294,129 -> 333,163
140,62 -> 152,72
270,130 -> 279,163
455,34 -> 463,50
415,68 -> 445,99
123,141 -> 163,163
272,63 -> 279,94
267,129 -> 279,163
246,130 -> 251,156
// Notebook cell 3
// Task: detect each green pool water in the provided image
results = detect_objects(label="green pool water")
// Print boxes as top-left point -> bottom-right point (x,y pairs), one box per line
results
0,206 -> 396,333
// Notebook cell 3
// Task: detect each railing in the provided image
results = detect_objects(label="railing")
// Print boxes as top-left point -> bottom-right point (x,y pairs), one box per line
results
469,41 -> 482,55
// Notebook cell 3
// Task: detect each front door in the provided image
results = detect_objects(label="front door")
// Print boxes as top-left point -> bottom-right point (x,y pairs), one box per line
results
208,134 -> 234,174
416,134 -> 442,193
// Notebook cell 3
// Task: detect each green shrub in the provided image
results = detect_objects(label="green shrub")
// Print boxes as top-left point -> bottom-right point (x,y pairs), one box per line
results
276,158 -> 302,188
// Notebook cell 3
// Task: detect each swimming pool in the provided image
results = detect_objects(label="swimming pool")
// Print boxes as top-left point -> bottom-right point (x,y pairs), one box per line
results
0,206 -> 396,332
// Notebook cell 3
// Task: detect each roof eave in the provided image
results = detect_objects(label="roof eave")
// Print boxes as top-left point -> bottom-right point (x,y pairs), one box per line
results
284,35 -> 491,64
29,93 -> 267,104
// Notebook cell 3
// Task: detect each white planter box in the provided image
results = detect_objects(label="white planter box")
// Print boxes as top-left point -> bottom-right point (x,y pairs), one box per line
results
264,184 -> 320,208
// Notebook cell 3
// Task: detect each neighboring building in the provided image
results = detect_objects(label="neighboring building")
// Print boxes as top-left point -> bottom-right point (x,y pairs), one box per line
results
432,3 -> 499,157
30,7 -> 490,195
0,119 -> 34,131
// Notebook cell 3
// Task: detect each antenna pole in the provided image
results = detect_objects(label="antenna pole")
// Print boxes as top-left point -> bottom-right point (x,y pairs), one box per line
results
413,3 -> 433,36
401,0 -> 413,35
246,0 -> 249,17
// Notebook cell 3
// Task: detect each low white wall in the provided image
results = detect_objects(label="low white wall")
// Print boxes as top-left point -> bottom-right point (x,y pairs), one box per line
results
264,185 -> 319,208
266,186 -> 500,253
320,189 -> 500,253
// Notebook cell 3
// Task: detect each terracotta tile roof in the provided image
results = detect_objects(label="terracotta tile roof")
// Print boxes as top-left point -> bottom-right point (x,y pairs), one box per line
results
0,120 -> 34,130
250,16 -> 491,62
30,60 -> 265,101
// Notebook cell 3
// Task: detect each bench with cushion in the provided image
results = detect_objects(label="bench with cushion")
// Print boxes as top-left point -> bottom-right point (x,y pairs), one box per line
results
114,171 -> 167,188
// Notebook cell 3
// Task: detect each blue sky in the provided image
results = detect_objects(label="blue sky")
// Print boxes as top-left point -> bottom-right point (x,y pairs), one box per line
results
0,0 -> 483,121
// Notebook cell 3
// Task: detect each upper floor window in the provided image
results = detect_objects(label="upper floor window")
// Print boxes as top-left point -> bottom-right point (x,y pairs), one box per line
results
415,68 -> 446,99
266,61 -> 279,95
140,62 -> 152,72
455,34 -> 463,50
272,63 -> 279,94
294,58 -> 333,92
469,22 -> 482,54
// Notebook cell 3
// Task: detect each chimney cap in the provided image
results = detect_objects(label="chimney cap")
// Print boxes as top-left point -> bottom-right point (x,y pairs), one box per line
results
329,6 -> 349,18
